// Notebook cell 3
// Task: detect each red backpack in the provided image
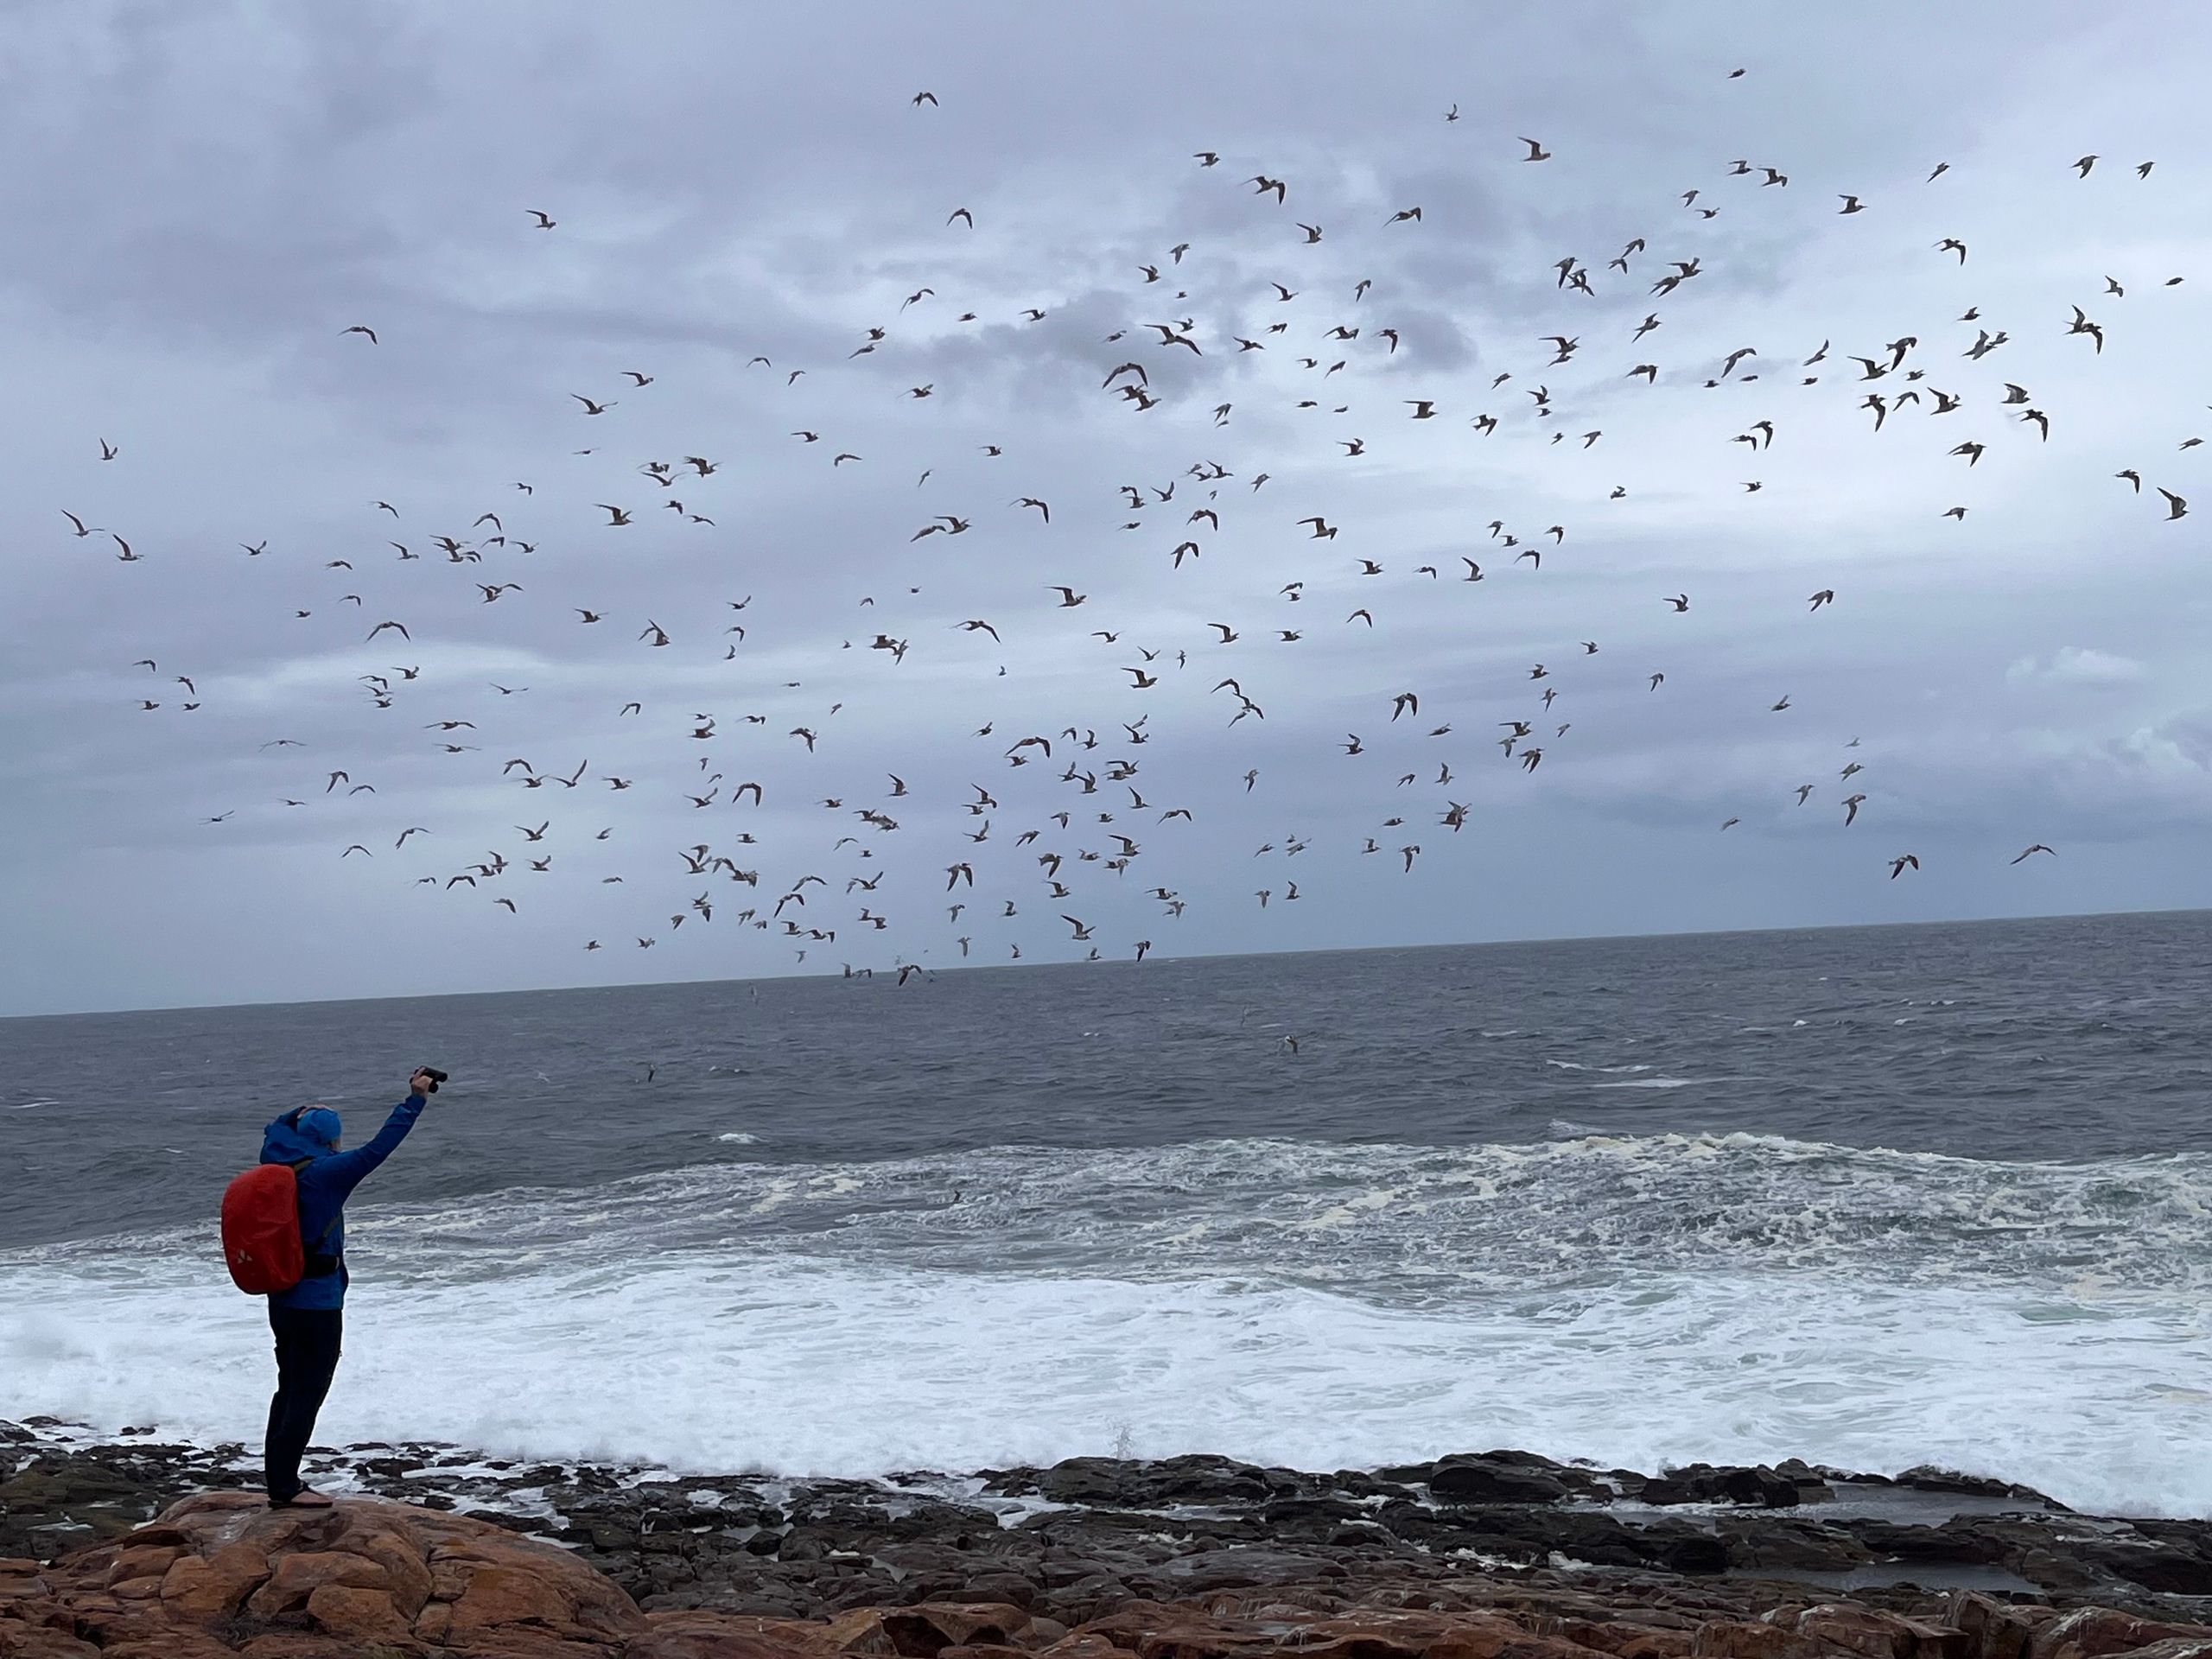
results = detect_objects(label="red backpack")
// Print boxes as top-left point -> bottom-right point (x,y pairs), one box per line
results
220,1164 -> 334,1294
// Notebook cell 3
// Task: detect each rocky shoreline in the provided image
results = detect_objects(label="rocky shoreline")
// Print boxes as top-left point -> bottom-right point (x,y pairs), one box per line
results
8,1417 -> 2212,1657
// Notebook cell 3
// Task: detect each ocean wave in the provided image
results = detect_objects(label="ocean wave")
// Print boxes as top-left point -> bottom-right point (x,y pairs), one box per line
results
16,1131 -> 2212,1301
8,1130 -> 2212,1515
1,1254 -> 2207,1516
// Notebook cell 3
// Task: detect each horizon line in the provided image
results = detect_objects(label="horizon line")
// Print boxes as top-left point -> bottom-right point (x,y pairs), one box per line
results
6,899 -> 2204,1023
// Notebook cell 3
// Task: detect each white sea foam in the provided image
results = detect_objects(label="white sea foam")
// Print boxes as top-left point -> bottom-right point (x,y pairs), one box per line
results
1,1249 -> 2206,1516
4,1132 -> 2211,1515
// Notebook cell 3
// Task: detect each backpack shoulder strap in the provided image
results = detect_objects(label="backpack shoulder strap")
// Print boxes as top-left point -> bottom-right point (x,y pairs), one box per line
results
289,1159 -> 343,1270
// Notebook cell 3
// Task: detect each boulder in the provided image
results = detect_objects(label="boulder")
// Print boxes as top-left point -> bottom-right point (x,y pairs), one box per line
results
1027,1459 -> 1280,1510
16,1491 -> 648,1656
1893,1470 -> 2063,1510
1689,1623 -> 1839,1659
1784,1606 -> 1972,1659
2031,1611 -> 2212,1659
157,1542 -> 271,1621
2081,1548 -> 2212,1599
817,1602 -> 1039,1656
1429,1461 -> 1573,1508
1639,1467 -> 1802,1510
1941,1593 -> 2049,1659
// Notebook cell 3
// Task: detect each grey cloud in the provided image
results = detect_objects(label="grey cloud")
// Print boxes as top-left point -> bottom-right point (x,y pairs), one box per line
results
6,1 -> 2212,1014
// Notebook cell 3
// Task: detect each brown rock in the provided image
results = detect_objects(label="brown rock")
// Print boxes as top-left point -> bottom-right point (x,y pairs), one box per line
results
1689,1621 -> 1835,1659
1559,1620 -> 1697,1659
1054,1603 -> 1236,1659
1039,1637 -> 1128,1659
630,1611 -> 837,1659
238,1637 -> 387,1659
99,1631 -> 240,1659
1789,1607 -> 1972,1659
100,1545 -> 181,1590
827,1605 -> 1032,1659
1942,1592 -> 2049,1659
0,1559 -> 48,1599
359,1527 -> 436,1619
1438,1631 -> 1615,1659
448,1560 -> 575,1630
821,1608 -> 903,1657
2032,1612 -> 2212,1659
22,1472 -> 2212,1659
305,1580 -> 415,1643
434,1532 -> 644,1643
865,1605 -> 1037,1655
158,1541 -> 270,1621
1292,1628 -> 1468,1659
17,1490 -> 658,1656
245,1546 -> 394,1617
0,1618 -> 102,1659
1195,1590 -> 1350,1622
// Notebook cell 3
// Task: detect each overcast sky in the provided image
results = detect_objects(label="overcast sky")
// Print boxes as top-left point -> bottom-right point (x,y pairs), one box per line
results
3,1 -> 2209,1017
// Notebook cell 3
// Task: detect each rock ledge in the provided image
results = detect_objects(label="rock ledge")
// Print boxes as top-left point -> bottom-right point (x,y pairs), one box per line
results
6,1489 -> 2212,1659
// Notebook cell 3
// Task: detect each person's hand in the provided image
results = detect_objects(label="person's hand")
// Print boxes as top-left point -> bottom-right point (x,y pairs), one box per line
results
410,1069 -> 436,1098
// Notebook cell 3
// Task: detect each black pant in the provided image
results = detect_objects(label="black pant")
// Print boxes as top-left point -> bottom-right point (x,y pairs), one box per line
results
264,1305 -> 343,1502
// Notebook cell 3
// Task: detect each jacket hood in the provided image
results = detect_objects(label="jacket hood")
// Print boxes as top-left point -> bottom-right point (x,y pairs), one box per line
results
261,1107 -> 340,1163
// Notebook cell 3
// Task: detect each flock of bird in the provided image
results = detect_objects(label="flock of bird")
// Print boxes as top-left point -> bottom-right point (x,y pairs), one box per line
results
79,79 -> 2192,978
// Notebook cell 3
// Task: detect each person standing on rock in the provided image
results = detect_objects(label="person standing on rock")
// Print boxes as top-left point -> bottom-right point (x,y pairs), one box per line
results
254,1069 -> 441,1509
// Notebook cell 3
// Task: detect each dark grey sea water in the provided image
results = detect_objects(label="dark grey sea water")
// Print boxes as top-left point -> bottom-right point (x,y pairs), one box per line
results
9,910 -> 2212,1247
3,912 -> 2211,1515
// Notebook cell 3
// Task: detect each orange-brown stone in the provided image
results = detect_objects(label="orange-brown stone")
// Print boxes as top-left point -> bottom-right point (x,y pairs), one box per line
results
304,1580 -> 414,1642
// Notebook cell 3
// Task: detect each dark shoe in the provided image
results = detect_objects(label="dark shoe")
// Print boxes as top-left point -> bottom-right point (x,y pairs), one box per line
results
270,1488 -> 335,1509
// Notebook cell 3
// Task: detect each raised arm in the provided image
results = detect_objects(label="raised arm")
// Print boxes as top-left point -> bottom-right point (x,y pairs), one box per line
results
317,1077 -> 431,1197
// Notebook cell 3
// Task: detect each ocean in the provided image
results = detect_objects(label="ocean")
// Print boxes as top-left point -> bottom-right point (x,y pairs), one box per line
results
3,911 -> 2210,1516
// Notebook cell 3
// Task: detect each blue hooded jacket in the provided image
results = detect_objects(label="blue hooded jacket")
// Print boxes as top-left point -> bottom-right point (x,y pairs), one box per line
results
258,1093 -> 427,1311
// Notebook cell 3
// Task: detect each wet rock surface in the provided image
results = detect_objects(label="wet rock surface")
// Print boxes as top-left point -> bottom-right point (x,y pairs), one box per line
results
8,1421 -> 2212,1659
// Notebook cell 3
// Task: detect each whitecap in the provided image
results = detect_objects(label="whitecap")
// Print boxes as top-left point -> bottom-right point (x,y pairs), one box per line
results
3,1253 -> 2208,1517
13,1131 -> 2212,1515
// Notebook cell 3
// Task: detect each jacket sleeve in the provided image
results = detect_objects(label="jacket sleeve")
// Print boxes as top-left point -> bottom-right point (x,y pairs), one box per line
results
317,1094 -> 427,1198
